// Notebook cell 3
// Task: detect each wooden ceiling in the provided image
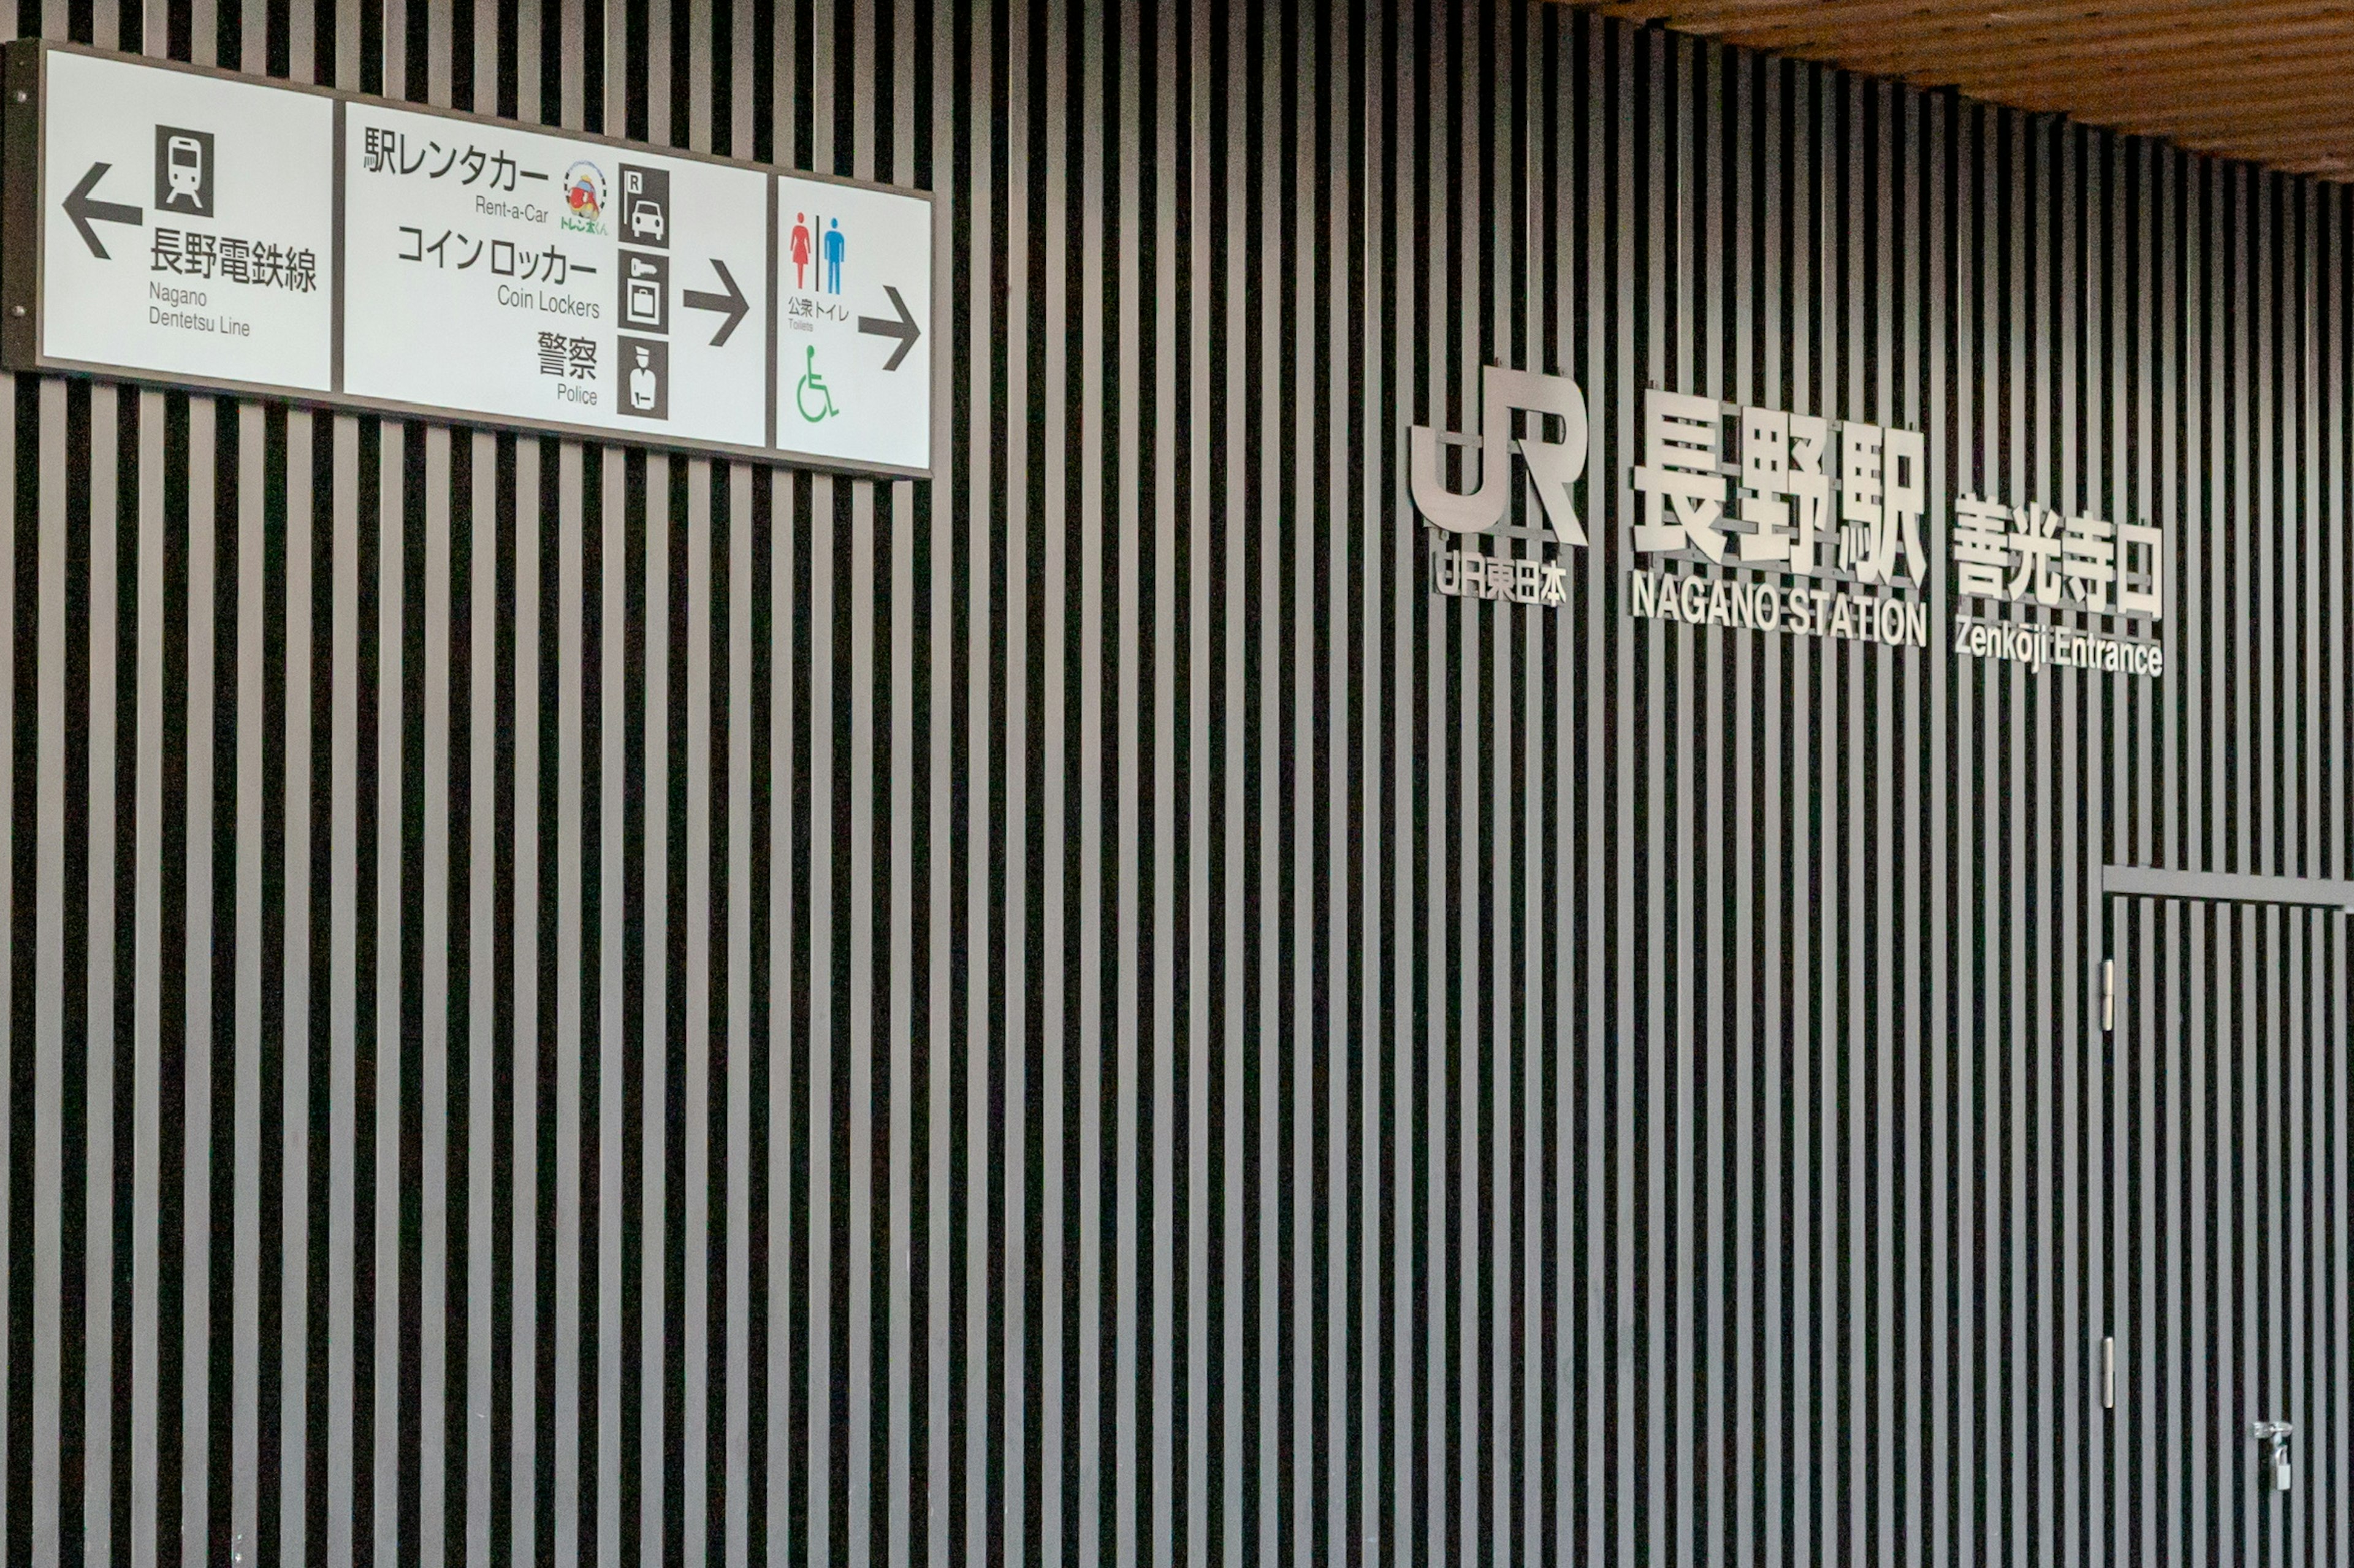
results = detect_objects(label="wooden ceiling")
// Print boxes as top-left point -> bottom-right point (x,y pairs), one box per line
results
1574,1 -> 2354,180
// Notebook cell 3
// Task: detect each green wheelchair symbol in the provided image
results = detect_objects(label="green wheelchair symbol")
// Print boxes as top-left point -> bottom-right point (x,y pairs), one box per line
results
796,344 -> 840,422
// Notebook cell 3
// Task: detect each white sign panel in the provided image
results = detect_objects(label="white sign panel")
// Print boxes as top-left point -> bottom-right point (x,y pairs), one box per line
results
774,175 -> 932,473
36,49 -> 335,390
7,41 -> 934,478
341,102 -> 772,447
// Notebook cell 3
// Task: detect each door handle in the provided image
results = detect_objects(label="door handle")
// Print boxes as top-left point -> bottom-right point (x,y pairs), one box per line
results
2252,1420 -> 2293,1491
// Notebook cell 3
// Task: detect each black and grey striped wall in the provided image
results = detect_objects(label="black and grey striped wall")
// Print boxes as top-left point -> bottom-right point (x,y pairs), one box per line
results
2,1 -> 2350,1567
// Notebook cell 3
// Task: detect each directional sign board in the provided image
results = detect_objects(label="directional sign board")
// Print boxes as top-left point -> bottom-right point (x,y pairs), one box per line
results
341,104 -> 774,447
27,48 -> 337,390
2,40 -> 934,478
774,177 -> 932,473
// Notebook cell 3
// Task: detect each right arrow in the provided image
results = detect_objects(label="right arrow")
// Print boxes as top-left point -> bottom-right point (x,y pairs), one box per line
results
856,285 -> 921,372
63,162 -> 143,261
682,258 -> 750,348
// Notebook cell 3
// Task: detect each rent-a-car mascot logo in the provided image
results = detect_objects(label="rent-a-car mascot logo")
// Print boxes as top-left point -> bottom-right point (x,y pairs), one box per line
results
562,161 -> 608,235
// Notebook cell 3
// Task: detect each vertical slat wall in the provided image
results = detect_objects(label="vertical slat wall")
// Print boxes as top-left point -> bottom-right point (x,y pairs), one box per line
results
0,4 -> 2348,1568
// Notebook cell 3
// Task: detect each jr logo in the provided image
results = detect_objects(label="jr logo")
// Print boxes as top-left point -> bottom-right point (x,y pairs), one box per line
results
1408,366 -> 1590,546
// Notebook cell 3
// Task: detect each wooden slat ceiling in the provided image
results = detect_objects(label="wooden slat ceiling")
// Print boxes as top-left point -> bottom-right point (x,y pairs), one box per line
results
1575,0 -> 2354,179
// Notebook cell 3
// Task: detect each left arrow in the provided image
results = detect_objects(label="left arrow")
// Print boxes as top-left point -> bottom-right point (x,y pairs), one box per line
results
64,163 -> 143,260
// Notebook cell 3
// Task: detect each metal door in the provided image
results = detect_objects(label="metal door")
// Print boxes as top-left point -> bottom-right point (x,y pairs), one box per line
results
2110,893 -> 2348,1568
